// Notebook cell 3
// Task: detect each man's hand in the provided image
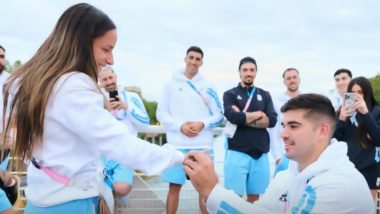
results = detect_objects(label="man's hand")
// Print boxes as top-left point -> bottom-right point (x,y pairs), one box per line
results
338,103 -> 354,121
353,94 -> 369,115
248,114 -> 269,128
231,105 -> 240,112
188,121 -> 204,134
108,97 -> 128,111
180,123 -> 198,137
180,122 -> 204,137
183,150 -> 218,199
245,111 -> 264,124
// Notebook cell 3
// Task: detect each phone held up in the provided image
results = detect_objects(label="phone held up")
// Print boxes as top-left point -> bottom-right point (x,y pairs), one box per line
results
344,92 -> 355,112
109,90 -> 119,102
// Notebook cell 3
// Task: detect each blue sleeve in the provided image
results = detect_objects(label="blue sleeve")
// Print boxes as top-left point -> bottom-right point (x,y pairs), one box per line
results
201,86 -> 224,128
125,91 -> 150,126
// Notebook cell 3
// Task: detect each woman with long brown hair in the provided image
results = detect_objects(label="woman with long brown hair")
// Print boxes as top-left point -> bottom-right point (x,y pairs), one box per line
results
334,76 -> 380,200
2,3 -> 184,213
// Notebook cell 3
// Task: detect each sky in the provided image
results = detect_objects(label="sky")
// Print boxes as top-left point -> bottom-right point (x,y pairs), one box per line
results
1,0 -> 380,101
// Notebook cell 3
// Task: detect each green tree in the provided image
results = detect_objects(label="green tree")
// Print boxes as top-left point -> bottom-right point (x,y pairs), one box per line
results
369,74 -> 380,103
142,98 -> 159,125
5,60 -> 22,73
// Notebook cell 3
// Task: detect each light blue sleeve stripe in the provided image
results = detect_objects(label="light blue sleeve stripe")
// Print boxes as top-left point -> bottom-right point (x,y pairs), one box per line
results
0,155 -> 10,171
292,185 -> 316,214
375,148 -> 380,163
130,96 -> 150,124
209,117 -> 224,128
0,189 -> 12,212
130,96 -> 145,111
207,88 -> 223,113
206,87 -> 223,128
131,110 -> 150,124
218,200 -> 243,214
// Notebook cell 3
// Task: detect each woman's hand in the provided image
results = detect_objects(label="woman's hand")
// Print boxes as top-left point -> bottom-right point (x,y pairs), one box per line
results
339,103 -> 354,121
354,94 -> 369,114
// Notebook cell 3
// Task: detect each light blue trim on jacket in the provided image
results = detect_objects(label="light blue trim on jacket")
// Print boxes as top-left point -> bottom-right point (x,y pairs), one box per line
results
291,185 -> 316,214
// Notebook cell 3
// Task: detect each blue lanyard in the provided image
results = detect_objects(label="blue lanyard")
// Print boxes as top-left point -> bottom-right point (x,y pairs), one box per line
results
187,81 -> 212,115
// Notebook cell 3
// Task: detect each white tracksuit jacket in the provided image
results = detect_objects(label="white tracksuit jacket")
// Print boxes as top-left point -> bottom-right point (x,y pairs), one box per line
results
206,139 -> 375,213
9,72 -> 184,206
156,69 -> 223,149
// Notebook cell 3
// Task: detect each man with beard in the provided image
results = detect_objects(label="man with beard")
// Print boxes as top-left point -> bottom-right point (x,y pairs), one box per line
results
98,65 -> 150,202
222,56 -> 277,202
269,68 -> 301,175
0,45 -> 14,214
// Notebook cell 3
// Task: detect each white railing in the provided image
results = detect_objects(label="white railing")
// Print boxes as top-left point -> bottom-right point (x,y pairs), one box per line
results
115,125 -> 225,213
10,125 -> 226,213
9,125 -> 380,214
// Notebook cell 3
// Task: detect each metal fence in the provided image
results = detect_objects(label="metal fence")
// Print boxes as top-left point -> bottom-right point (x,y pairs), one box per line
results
8,125 -> 380,213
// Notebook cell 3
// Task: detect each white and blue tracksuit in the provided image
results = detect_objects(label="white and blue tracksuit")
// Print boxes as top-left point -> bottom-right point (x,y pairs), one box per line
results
102,88 -> 151,190
156,69 -> 223,149
110,88 -> 150,136
206,139 -> 375,214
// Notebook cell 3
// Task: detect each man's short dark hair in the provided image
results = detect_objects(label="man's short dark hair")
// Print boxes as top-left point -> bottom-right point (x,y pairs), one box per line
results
281,93 -> 336,131
334,68 -> 352,78
186,46 -> 203,58
282,68 -> 299,78
239,56 -> 257,71
0,45 -> 5,52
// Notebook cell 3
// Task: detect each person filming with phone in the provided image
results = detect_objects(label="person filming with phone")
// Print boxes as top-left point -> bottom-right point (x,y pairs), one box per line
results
98,65 -> 151,201
334,76 -> 380,200
99,66 -> 128,113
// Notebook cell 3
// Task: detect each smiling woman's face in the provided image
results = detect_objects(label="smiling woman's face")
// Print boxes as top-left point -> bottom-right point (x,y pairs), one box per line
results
92,29 -> 117,70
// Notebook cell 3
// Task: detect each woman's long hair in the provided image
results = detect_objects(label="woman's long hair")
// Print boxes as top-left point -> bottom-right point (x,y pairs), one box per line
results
346,76 -> 378,148
2,3 -> 116,170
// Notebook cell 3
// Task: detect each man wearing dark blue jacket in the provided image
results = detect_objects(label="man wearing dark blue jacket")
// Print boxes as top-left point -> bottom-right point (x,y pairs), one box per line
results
223,56 -> 277,202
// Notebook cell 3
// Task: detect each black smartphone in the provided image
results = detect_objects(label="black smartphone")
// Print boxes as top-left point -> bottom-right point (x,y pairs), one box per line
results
109,90 -> 119,102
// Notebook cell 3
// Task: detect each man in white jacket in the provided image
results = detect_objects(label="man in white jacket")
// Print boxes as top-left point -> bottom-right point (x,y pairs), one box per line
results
184,93 -> 375,213
328,69 -> 352,111
269,67 -> 301,175
98,65 -> 150,200
157,46 -> 223,214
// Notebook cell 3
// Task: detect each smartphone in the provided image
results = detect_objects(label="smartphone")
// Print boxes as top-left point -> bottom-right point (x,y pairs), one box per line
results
344,92 -> 355,111
109,90 -> 119,102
